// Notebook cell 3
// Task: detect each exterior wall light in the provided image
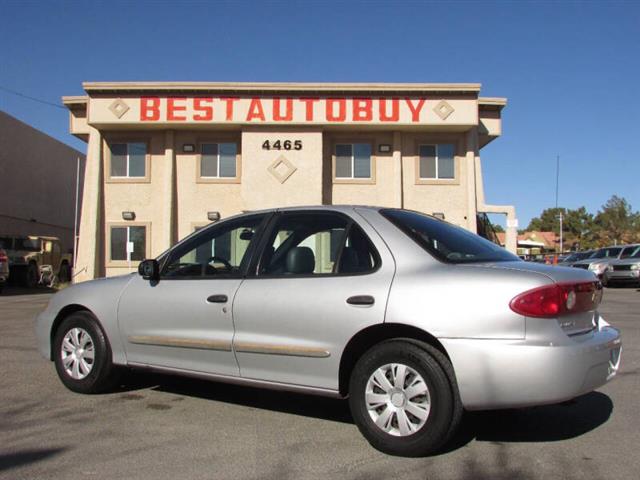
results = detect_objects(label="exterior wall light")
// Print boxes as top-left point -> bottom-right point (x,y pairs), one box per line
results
122,211 -> 136,221
432,212 -> 445,220
378,144 -> 391,153
207,211 -> 221,222
183,144 -> 196,153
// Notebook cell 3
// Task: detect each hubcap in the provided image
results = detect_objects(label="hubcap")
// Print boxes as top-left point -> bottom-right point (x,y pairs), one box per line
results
61,328 -> 95,380
365,363 -> 431,437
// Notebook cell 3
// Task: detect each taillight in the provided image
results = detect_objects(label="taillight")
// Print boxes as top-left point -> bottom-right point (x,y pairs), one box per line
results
510,281 -> 602,318
0,252 -> 7,263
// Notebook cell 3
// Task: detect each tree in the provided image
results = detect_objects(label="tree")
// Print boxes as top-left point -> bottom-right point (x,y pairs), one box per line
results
527,206 -> 596,250
594,196 -> 638,245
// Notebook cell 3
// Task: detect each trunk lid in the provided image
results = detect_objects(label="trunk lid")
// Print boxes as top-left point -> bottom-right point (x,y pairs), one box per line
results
467,261 -> 601,336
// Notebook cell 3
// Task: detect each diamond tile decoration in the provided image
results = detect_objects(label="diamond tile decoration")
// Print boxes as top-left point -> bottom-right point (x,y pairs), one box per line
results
108,98 -> 130,119
268,155 -> 297,184
433,100 -> 454,120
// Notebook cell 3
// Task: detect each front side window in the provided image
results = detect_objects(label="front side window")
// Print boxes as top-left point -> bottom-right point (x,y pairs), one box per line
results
110,226 -> 146,262
259,213 -> 379,276
335,143 -> 372,179
109,142 -> 146,178
382,209 -> 519,264
419,144 -> 455,180
162,215 -> 264,278
200,143 -> 237,178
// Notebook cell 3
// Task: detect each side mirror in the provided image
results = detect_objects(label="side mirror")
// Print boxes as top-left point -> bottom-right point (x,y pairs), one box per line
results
138,259 -> 160,281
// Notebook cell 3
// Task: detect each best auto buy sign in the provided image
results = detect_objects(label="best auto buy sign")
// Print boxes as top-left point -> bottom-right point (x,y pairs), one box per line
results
91,96 -> 476,126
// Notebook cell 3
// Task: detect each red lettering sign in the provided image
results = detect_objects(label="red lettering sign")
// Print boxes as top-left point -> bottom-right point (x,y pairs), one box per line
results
379,99 -> 399,122
193,97 -> 213,121
352,98 -> 373,121
273,98 -> 293,121
300,98 -> 319,121
405,98 -> 426,122
140,97 -> 160,121
167,97 -> 187,121
326,99 -> 346,122
246,99 -> 266,121
221,97 -> 239,121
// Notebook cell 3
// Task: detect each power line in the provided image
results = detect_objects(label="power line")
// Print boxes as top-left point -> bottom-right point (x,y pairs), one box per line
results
0,85 -> 66,110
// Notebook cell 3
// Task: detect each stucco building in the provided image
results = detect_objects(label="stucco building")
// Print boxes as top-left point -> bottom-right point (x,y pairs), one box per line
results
62,82 -> 517,282
0,110 -> 85,253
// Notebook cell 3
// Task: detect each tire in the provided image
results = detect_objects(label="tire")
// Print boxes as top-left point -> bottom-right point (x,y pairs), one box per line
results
58,262 -> 71,283
25,262 -> 38,288
349,340 -> 460,457
52,311 -> 120,394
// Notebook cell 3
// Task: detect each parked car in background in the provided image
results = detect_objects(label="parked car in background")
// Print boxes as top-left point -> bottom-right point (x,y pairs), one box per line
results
0,248 -> 9,293
558,250 -> 594,267
35,206 -> 621,457
570,245 -> 631,280
604,245 -> 640,287
0,235 -> 72,288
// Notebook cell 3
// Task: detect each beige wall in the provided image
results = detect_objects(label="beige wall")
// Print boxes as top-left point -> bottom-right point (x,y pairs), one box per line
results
241,129 -> 323,210
401,132 -> 473,229
75,124 -> 508,279
67,85 -> 515,281
0,111 -> 85,253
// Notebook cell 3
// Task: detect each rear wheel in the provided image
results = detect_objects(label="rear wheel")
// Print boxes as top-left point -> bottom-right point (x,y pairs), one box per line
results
349,340 -> 460,457
53,312 -> 120,393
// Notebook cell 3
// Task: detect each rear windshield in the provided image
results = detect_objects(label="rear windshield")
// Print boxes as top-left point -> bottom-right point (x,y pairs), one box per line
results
381,209 -> 519,264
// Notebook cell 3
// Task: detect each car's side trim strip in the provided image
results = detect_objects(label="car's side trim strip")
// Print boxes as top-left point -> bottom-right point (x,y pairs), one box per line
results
128,335 -> 232,352
126,362 -> 343,399
233,342 -> 331,358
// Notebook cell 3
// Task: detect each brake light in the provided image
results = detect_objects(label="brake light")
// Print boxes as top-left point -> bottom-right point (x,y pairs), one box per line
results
510,281 -> 602,318
0,251 -> 7,263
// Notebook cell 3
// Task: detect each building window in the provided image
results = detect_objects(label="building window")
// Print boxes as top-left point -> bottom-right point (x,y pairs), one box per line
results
109,142 -> 147,178
335,143 -> 372,179
419,144 -> 455,179
110,225 -> 146,262
200,143 -> 237,178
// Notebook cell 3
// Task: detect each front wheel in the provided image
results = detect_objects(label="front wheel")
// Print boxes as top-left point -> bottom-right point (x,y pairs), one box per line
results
53,312 -> 120,393
349,340 -> 459,457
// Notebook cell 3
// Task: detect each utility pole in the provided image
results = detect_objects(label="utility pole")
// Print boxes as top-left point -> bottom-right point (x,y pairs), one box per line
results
555,155 -> 563,254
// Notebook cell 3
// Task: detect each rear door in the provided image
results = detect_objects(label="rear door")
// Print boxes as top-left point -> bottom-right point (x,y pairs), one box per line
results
232,210 -> 395,391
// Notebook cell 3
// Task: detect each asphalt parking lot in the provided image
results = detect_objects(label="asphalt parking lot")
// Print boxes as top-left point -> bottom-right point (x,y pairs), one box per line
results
1,286 -> 638,480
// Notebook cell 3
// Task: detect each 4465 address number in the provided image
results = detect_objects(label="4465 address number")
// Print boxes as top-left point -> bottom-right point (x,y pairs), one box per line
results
262,140 -> 302,151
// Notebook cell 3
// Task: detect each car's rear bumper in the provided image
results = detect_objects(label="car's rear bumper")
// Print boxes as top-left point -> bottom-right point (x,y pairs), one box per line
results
442,319 -> 621,410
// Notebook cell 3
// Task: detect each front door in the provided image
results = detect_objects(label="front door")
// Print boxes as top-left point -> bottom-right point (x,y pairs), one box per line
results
118,214 -> 268,375
232,210 -> 395,391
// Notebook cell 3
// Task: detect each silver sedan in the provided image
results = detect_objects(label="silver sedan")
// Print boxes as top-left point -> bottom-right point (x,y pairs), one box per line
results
35,206 -> 622,457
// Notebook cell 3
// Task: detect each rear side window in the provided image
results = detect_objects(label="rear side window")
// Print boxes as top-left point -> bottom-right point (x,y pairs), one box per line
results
381,209 -> 519,264
258,212 -> 379,276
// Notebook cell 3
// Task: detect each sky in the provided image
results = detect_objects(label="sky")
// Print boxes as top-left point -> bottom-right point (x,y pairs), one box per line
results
1,0 -> 639,228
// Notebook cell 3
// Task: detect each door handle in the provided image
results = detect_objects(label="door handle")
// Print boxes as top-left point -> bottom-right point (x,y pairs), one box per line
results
207,294 -> 228,303
346,295 -> 375,306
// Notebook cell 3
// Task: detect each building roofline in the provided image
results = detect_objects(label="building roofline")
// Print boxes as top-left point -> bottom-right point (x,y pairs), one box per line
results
81,81 -> 482,94
479,97 -> 507,110
62,96 -> 88,106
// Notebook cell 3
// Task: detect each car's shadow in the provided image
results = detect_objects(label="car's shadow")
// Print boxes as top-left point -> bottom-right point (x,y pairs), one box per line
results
119,371 -> 613,454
